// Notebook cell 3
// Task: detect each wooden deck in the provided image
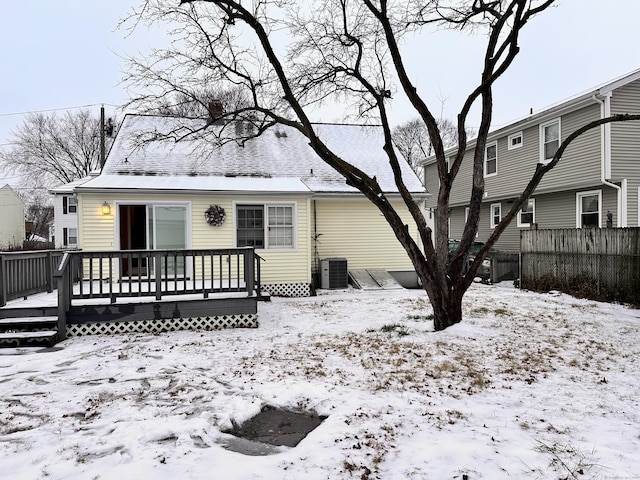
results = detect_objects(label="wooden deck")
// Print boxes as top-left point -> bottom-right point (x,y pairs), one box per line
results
0,248 -> 265,347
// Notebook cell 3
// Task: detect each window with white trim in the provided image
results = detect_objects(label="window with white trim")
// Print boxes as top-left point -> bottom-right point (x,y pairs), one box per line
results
518,198 -> 535,227
63,196 -> 77,215
490,203 -> 501,229
484,142 -> 497,177
576,191 -> 601,228
63,227 -> 78,246
540,119 -> 560,163
267,205 -> 294,247
508,131 -> 523,150
236,203 -> 295,249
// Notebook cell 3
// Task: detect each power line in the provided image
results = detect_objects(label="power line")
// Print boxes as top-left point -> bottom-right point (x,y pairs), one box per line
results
0,103 -> 121,118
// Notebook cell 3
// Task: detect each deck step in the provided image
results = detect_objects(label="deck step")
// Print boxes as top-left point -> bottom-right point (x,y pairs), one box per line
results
0,330 -> 59,348
0,315 -> 60,348
0,316 -> 58,325
0,330 -> 58,339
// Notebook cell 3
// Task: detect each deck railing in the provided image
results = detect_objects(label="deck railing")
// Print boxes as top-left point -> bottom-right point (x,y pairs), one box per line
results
0,250 -> 65,307
54,247 -> 263,304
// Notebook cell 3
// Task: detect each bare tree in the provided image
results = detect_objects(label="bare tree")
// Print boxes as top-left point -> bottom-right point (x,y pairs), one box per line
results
122,0 -> 640,330
0,109 -> 113,188
393,117 -> 460,175
26,197 -> 54,241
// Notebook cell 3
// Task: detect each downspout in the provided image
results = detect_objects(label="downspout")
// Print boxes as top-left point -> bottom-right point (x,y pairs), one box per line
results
593,93 -> 625,226
312,199 -> 320,287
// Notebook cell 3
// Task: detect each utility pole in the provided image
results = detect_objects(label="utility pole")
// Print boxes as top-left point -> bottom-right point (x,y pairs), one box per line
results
100,105 -> 106,169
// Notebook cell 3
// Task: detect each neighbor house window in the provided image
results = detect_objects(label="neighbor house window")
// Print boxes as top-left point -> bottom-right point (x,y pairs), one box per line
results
490,203 -> 501,228
577,191 -> 601,228
63,227 -> 77,246
540,119 -> 560,163
236,203 -> 295,249
464,206 -> 478,237
63,196 -> 77,214
484,142 -> 497,177
518,198 -> 536,227
508,131 -> 523,150
446,155 -> 455,173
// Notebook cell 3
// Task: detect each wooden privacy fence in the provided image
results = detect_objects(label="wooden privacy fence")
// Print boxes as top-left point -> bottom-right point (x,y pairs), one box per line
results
0,250 -> 65,307
490,252 -> 520,283
520,228 -> 640,305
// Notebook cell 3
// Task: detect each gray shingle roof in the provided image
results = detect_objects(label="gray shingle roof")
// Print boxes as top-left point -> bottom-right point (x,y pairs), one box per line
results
85,114 -> 426,195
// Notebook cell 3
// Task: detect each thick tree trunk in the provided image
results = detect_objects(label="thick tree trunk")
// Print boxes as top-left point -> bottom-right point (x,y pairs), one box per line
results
430,288 -> 464,332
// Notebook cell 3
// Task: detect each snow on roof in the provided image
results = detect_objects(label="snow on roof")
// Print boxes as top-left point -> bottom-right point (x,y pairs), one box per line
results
50,175 -> 97,194
79,174 -> 312,194
83,114 -> 426,195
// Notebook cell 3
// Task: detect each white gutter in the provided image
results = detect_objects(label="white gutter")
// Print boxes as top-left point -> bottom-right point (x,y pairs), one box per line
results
593,93 -> 625,227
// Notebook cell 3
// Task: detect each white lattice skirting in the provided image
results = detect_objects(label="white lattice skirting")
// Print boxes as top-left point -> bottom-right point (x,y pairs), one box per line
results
263,283 -> 312,297
66,314 -> 258,337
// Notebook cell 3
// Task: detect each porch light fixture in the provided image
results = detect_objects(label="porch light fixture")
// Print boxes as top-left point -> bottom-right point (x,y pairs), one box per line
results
101,202 -> 111,215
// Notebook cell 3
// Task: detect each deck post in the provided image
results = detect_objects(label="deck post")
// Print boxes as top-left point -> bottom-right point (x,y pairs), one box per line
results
244,248 -> 255,296
53,252 -> 71,340
46,251 -> 54,293
0,255 -> 6,307
155,254 -> 162,301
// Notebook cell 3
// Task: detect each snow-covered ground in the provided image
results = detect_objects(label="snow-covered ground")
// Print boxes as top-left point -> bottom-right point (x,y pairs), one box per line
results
1,283 -> 639,479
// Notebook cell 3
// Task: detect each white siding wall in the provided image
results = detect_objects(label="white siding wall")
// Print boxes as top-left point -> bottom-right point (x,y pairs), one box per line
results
53,194 -> 79,248
0,185 -> 25,248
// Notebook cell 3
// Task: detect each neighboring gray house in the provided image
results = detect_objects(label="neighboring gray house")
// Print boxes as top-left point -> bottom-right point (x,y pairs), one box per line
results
422,67 -> 640,252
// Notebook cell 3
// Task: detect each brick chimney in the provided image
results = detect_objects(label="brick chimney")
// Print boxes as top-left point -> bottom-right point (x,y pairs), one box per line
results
208,100 -> 224,122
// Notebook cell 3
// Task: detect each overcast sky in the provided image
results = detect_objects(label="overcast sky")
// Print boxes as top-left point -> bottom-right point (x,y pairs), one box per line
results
2,0 -> 640,187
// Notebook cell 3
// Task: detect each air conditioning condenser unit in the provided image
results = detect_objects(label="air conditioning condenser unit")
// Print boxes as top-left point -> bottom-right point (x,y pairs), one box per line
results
320,258 -> 348,289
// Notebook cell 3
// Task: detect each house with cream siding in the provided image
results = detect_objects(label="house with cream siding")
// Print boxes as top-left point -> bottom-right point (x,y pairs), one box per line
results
69,114 -> 427,296
0,184 -> 25,249
422,67 -> 640,252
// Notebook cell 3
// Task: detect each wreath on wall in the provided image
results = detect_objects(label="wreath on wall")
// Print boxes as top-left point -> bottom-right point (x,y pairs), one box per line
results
204,205 -> 226,226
